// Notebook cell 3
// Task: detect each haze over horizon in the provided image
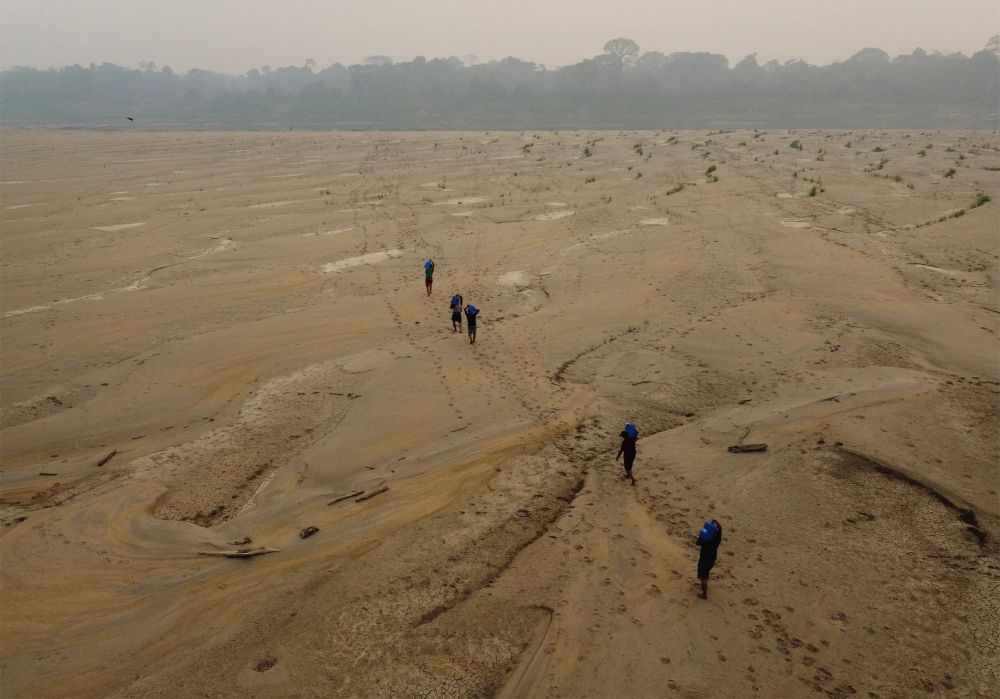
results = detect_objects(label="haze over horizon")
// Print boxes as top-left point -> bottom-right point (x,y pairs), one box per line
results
1,0 -> 997,74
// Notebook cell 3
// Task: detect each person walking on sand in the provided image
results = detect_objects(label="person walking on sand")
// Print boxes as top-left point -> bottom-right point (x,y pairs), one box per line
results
450,294 -> 463,332
696,519 -> 722,600
424,259 -> 435,296
615,422 -> 639,484
464,303 -> 479,344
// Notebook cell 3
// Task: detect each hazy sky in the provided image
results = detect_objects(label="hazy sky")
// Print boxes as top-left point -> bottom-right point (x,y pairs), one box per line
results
2,0 -> 997,73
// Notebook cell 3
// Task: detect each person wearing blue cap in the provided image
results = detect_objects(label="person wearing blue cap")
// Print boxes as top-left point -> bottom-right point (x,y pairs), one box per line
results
696,519 -> 722,599
464,303 -> 479,344
616,423 -> 638,484
424,259 -> 435,296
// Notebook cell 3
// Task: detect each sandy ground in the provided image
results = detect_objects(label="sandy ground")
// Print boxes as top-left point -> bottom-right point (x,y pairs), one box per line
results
1,129 -> 998,698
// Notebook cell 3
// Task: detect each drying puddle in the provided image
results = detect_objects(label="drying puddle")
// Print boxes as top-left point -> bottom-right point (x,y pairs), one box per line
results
780,220 -> 812,228
498,271 -> 531,287
92,222 -> 146,232
534,210 -> 575,221
435,196 -> 489,206
303,227 -> 355,237
910,263 -> 963,277
639,218 -> 670,226
249,200 -> 302,209
322,249 -> 404,273
4,203 -> 46,210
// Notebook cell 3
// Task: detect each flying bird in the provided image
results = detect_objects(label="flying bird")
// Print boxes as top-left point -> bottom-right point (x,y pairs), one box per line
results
126,117 -> 134,122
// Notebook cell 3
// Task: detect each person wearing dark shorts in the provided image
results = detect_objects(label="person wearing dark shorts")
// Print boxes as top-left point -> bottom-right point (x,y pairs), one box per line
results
696,519 -> 723,599
464,304 -> 478,344
450,294 -> 463,332
616,430 -> 637,484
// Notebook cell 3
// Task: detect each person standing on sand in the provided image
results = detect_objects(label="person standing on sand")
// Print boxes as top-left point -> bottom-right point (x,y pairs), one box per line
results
424,259 -> 435,295
615,423 -> 638,484
696,519 -> 723,599
464,303 -> 479,344
450,294 -> 463,332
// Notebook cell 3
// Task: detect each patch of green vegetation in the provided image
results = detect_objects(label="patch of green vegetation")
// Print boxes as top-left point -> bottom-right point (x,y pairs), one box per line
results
918,149 -> 926,157
944,168 -> 956,178
584,176 -> 596,183
972,192 -> 991,208
665,183 -> 685,196
790,140 -> 802,150
582,145 -> 592,157
705,164 -> 717,175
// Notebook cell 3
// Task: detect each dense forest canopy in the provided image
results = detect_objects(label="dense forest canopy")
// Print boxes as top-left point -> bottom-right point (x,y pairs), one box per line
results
2,37 -> 998,129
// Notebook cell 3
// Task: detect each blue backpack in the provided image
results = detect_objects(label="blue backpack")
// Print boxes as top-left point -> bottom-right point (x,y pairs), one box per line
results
624,423 -> 639,439
699,520 -> 719,542
450,294 -> 461,307
466,305 -> 478,318
425,260 -> 433,270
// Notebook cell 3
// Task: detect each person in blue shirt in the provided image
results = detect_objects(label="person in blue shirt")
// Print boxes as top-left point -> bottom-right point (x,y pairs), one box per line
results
696,519 -> 723,599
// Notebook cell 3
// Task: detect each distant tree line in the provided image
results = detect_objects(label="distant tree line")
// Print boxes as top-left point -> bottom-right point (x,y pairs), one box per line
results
1,37 -> 997,129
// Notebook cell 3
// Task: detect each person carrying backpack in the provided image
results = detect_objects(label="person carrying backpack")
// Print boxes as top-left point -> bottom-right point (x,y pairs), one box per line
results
696,519 -> 723,599
424,259 -> 435,296
616,423 -> 639,484
450,294 -> 463,332
464,303 -> 479,344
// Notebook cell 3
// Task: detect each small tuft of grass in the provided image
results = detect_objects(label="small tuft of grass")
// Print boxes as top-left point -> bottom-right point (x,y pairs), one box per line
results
790,140 -> 802,150
873,146 -> 885,152
972,192 -> 991,208
584,176 -> 596,184
665,183 -> 685,196
944,168 -> 956,178
705,164 -> 717,175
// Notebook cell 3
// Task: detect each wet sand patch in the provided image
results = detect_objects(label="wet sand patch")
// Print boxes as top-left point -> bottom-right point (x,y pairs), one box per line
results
92,222 -> 146,232
638,217 -> 670,226
322,249 -> 404,273
534,210 -> 575,221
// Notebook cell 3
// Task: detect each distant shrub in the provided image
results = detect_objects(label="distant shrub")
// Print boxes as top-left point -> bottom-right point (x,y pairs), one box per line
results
790,140 -> 803,150
944,168 -> 956,178
972,192 -> 991,208
705,164 -> 717,175
665,183 -> 684,196
873,146 -> 885,152
809,186 -> 818,197
583,146 -> 592,157
584,176 -> 596,183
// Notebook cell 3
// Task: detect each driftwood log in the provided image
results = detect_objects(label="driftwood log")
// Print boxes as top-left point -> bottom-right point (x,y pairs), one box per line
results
327,490 -> 364,505
97,449 -> 118,467
728,443 -> 768,453
355,485 -> 389,502
198,547 -> 279,559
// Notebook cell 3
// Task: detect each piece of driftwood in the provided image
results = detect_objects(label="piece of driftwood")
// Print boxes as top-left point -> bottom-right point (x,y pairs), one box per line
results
299,526 -> 319,539
355,485 -> 389,502
327,490 -> 363,505
728,443 -> 768,453
198,547 -> 279,559
97,449 -> 118,467
39,472 -> 59,476
737,425 -> 751,443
